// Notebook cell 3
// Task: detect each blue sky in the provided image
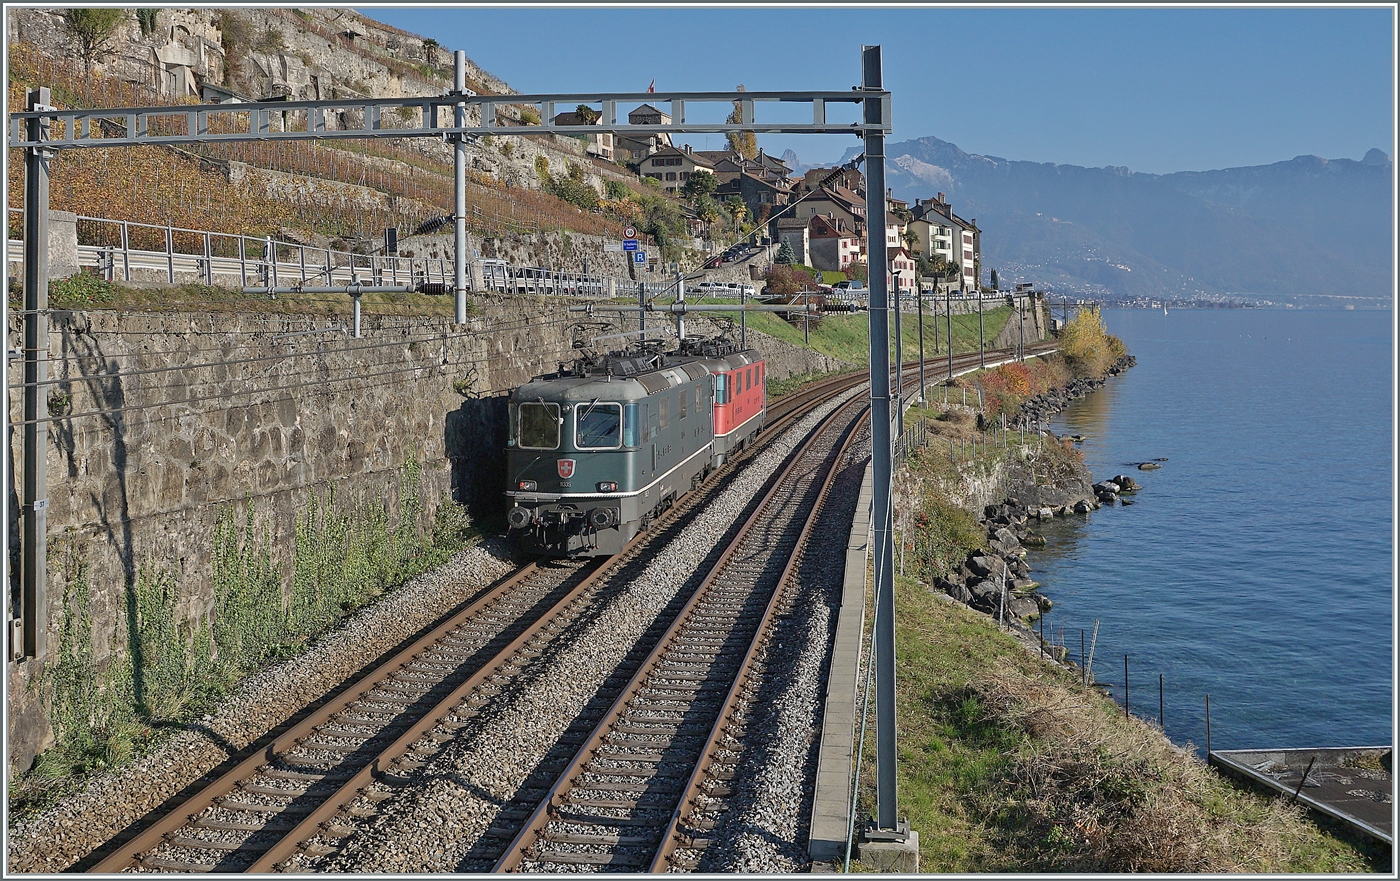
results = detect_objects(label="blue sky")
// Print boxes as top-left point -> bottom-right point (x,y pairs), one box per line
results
360,5 -> 1395,175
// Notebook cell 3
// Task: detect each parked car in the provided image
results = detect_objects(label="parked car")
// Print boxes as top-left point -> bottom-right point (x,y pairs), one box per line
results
834,279 -> 866,291
703,255 -> 724,269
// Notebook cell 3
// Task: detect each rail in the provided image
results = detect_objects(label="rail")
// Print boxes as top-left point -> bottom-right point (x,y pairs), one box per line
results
78,367 -> 873,873
494,392 -> 868,871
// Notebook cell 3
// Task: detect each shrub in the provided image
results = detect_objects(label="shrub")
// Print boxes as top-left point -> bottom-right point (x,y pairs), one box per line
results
49,271 -> 115,308
1059,309 -> 1126,378
763,263 -> 814,296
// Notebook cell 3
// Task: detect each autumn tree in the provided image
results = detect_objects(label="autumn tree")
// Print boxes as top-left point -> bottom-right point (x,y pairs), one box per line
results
63,8 -> 127,72
725,84 -> 758,159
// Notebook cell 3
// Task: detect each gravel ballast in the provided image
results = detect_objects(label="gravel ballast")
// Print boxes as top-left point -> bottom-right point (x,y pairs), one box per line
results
6,540 -> 518,874
306,392 -> 864,873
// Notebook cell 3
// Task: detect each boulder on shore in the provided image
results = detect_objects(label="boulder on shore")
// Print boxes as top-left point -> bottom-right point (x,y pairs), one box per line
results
968,554 -> 1008,580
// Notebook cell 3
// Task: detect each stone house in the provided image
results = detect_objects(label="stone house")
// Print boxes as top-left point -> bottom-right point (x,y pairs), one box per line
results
791,184 -> 866,235
639,145 -> 717,195
774,217 -> 811,265
808,213 -> 863,272
552,110 -> 614,161
714,171 -> 794,226
614,104 -> 674,165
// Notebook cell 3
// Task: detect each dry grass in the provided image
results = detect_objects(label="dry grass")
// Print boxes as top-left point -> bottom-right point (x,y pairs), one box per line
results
966,660 -> 1338,872
879,580 -> 1386,874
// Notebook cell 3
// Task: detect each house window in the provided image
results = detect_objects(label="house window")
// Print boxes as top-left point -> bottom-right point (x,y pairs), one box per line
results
679,171 -> 690,180
666,172 -> 677,181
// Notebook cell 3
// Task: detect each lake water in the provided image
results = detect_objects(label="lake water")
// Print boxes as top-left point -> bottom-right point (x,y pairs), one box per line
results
1036,307 -> 1392,753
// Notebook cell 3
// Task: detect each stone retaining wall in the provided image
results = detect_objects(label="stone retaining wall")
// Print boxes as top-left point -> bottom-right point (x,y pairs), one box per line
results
5,295 -> 848,772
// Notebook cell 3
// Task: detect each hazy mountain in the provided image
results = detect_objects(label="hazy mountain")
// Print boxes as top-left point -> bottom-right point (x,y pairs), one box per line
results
838,138 -> 1393,302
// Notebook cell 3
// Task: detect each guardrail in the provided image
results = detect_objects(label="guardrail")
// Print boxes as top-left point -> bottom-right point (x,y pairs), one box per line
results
5,209 -> 648,299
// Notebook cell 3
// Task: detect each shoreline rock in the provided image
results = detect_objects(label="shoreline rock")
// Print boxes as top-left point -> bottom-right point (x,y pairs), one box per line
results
931,357 -> 1144,644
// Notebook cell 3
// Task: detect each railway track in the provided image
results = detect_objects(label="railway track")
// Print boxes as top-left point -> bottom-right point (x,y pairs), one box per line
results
81,372 -> 867,874
493,395 -> 868,873
79,341 -> 1046,873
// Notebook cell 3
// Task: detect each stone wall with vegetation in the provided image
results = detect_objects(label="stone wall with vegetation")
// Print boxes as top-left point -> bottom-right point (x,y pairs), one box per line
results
4,293 -> 843,774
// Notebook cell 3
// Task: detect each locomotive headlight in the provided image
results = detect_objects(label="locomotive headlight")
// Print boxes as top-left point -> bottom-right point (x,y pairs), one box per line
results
596,481 -> 618,492
517,480 -> 537,491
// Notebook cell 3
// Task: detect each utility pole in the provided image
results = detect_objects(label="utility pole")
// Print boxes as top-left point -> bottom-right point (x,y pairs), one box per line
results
978,287 -> 985,368
739,283 -> 747,348
862,44 -> 900,836
20,87 -> 52,661
676,270 -> 685,341
453,51 -> 470,325
892,276 -> 903,438
916,284 -> 925,403
946,287 -> 953,383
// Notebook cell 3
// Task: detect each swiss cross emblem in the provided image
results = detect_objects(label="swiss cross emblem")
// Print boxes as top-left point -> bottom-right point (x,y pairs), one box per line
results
557,459 -> 576,479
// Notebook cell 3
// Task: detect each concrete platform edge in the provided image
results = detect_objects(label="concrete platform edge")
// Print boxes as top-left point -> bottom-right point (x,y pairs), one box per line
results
808,457 -> 873,870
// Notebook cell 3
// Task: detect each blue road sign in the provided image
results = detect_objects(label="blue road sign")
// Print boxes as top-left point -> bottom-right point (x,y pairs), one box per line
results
633,251 -> 647,264
623,239 -> 639,251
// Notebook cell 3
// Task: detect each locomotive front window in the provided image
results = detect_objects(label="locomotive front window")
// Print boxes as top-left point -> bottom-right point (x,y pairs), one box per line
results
715,374 -> 728,405
624,403 -> 641,447
517,402 -> 561,450
576,402 -> 622,449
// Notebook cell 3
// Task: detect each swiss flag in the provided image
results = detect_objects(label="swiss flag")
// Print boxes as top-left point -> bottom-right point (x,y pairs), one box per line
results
557,459 -> 576,479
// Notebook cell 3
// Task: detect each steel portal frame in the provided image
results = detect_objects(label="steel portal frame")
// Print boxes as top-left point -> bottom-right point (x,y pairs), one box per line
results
6,47 -> 902,839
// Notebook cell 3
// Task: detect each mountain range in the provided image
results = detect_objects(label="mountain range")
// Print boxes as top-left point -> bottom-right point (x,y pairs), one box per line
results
834,138 -> 1393,304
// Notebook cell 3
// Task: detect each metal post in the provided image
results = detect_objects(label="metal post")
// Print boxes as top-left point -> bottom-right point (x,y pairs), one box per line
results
203,233 -> 212,285
978,289 -> 985,368
1205,694 -> 1211,756
946,288 -> 953,382
893,278 -> 903,438
638,281 -> 646,338
739,283 -> 746,348
165,220 -> 174,284
120,219 -> 131,282
453,50 -> 468,325
676,270 -> 685,341
20,87 -> 52,661
352,294 -> 362,339
863,45 -> 899,834
916,285 -> 925,403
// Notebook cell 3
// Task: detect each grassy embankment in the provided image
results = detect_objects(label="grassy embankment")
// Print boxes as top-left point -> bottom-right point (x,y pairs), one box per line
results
843,310 -> 1386,872
858,578 -> 1385,872
667,296 -> 1016,401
